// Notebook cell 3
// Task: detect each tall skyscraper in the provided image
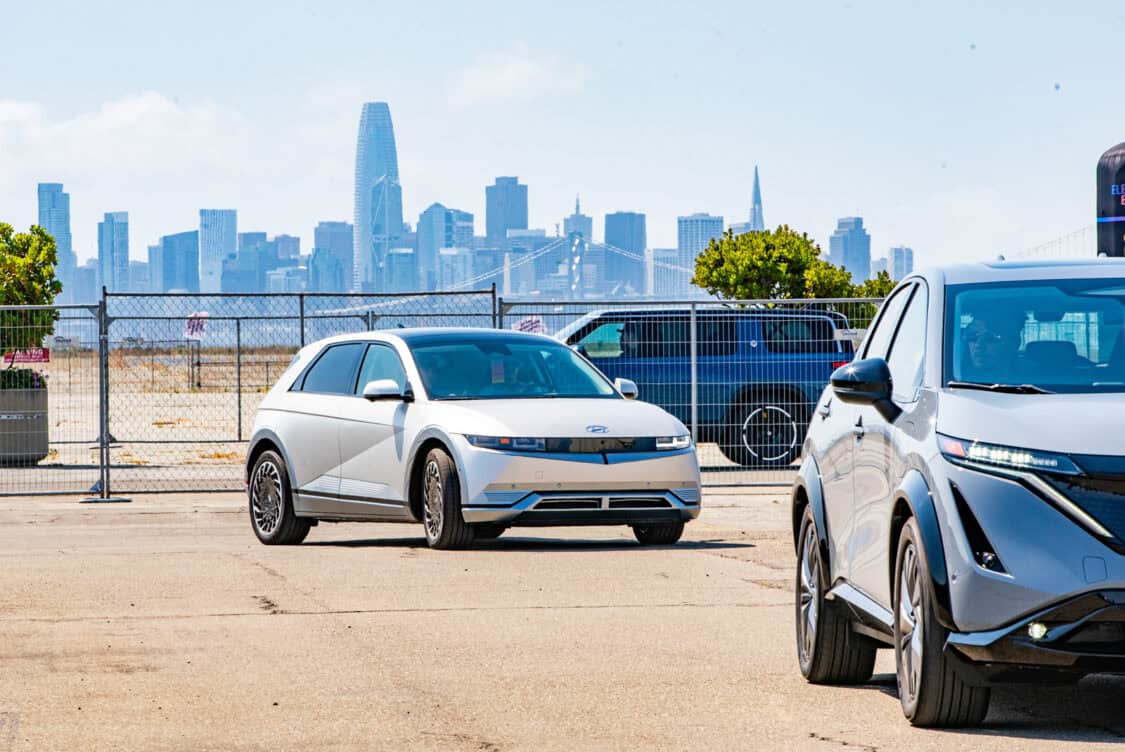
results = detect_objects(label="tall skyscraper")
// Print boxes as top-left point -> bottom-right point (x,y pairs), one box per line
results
889,246 -> 914,279
829,217 -> 872,282
353,102 -> 402,291
158,231 -> 200,293
677,213 -> 724,265
97,211 -> 129,292
563,196 -> 593,241
313,221 -> 354,291
749,165 -> 765,232
604,211 -> 647,292
274,234 -> 300,260
417,204 -> 474,291
199,209 -> 237,294
37,183 -> 76,295
147,243 -> 163,293
486,177 -> 528,241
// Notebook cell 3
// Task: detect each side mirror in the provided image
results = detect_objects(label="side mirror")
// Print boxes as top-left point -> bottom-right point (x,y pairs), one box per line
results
362,378 -> 412,402
830,358 -> 900,421
615,377 -> 639,400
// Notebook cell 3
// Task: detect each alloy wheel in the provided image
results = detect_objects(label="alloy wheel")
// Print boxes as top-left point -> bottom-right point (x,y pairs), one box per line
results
741,405 -> 798,463
250,459 -> 283,536
797,523 -> 820,663
897,542 -> 924,704
423,460 -> 444,539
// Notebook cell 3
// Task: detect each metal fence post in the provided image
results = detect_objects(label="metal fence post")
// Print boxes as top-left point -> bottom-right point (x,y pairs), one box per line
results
298,293 -> 306,347
82,289 -> 129,503
496,297 -> 505,330
490,282 -> 498,328
235,318 -> 243,442
689,302 -> 699,447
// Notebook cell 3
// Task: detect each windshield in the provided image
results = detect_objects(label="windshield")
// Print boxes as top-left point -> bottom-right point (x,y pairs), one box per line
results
410,336 -> 618,400
945,278 -> 1125,393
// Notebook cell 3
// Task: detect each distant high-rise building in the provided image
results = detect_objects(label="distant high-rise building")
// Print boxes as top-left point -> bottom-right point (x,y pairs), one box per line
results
199,209 -> 237,294
238,232 -> 268,256
72,260 -> 99,303
37,183 -> 76,295
749,165 -> 765,232
157,231 -> 200,293
97,211 -> 129,292
266,266 -> 306,293
677,213 -> 724,267
384,247 -> 418,293
309,247 -> 345,292
486,177 -> 528,242
274,234 -> 300,260
604,211 -> 646,292
889,246 -> 914,279
871,257 -> 888,278
563,195 -> 593,242
438,247 -> 473,290
313,221 -> 354,290
417,204 -> 474,291
147,243 -> 163,293
829,217 -> 872,282
353,102 -> 402,291
128,261 -> 150,293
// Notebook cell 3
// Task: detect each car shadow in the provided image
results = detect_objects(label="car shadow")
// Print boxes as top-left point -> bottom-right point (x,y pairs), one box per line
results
853,672 -> 1125,740
303,535 -> 752,552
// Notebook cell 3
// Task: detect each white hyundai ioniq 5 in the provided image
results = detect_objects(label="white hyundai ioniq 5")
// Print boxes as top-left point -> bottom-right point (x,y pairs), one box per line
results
245,328 -> 701,549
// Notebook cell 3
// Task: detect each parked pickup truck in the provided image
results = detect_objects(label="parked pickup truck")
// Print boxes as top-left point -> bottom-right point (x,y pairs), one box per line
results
557,307 -> 856,468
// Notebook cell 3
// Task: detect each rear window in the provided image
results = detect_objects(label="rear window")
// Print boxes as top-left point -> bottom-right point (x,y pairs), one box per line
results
761,317 -> 838,354
575,315 -> 737,358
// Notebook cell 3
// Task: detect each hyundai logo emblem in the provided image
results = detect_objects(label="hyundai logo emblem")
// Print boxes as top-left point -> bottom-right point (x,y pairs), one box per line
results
586,425 -> 610,434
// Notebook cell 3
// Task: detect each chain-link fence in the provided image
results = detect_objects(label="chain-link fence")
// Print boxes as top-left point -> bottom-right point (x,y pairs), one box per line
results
500,297 -> 882,486
1,289 -> 881,495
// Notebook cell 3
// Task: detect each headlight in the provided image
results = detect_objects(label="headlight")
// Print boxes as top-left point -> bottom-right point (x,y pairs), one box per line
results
466,435 -> 546,452
655,435 -> 692,451
938,434 -> 1080,476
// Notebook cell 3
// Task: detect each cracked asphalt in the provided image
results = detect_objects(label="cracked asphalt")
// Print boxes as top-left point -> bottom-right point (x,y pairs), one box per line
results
1,490 -> 1124,750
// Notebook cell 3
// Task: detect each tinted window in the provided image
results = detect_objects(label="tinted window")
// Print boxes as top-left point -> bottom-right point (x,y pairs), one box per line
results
886,286 -> 927,402
297,343 -> 363,394
410,336 -> 616,400
945,278 -> 1125,392
576,317 -> 690,359
697,318 -> 737,357
354,344 -> 407,394
761,317 -> 837,354
862,285 -> 913,360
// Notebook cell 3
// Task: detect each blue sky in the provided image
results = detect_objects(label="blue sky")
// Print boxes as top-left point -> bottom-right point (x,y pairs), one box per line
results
2,0 -> 1122,269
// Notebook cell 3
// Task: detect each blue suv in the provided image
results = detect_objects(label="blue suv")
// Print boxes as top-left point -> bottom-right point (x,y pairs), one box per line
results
559,308 -> 854,467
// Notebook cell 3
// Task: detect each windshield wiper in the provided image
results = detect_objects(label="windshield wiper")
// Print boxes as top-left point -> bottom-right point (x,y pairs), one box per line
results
946,380 -> 1055,394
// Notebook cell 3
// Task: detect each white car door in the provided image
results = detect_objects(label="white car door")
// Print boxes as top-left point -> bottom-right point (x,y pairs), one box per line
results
282,342 -> 365,510
336,342 -> 414,520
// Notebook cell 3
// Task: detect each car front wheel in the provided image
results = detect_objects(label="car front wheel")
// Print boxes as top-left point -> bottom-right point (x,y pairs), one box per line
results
421,447 -> 475,550
894,517 -> 991,726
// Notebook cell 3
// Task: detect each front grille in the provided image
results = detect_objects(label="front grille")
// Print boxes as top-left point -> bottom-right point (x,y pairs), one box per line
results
607,498 -> 670,509
544,437 -> 659,453
1043,475 -> 1125,541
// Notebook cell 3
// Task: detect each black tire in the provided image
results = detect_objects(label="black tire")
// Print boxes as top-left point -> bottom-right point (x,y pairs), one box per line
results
472,523 -> 507,540
796,507 -> 877,684
894,518 -> 991,727
632,520 -> 684,545
719,397 -> 805,468
421,447 -> 475,550
248,450 -> 311,545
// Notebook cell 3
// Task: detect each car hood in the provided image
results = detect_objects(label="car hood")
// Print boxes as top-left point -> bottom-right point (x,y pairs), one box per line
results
425,398 -> 688,438
937,391 -> 1125,456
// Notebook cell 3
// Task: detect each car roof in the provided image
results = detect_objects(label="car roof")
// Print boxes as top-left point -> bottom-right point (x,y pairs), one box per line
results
575,307 -> 843,318
921,258 -> 1125,286
305,327 -> 559,349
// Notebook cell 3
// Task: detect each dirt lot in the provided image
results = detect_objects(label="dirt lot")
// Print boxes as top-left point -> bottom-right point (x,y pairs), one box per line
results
1,489 -> 1124,751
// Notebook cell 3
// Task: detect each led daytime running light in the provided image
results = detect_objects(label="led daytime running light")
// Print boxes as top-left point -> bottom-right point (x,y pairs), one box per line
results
938,435 -> 1080,475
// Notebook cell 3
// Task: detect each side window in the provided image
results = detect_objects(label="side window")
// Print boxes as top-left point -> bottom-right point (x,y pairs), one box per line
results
886,286 -> 928,402
295,343 -> 364,394
761,317 -> 836,354
354,344 -> 408,394
862,285 -> 913,360
576,322 -> 625,358
697,317 -> 737,357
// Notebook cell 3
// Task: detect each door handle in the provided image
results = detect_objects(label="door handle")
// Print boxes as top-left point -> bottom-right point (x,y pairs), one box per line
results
818,398 -> 832,419
853,416 -> 865,440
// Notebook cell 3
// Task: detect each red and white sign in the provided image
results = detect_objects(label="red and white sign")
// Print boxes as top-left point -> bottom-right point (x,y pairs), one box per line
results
512,315 -> 545,334
184,312 -> 208,341
3,347 -> 50,364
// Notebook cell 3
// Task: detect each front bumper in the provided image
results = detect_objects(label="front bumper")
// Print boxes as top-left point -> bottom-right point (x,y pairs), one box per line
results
463,488 -> 701,526
946,589 -> 1125,684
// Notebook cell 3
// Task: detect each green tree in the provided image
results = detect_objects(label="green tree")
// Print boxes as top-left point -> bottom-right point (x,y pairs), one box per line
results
0,224 -> 61,386
854,270 -> 896,298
